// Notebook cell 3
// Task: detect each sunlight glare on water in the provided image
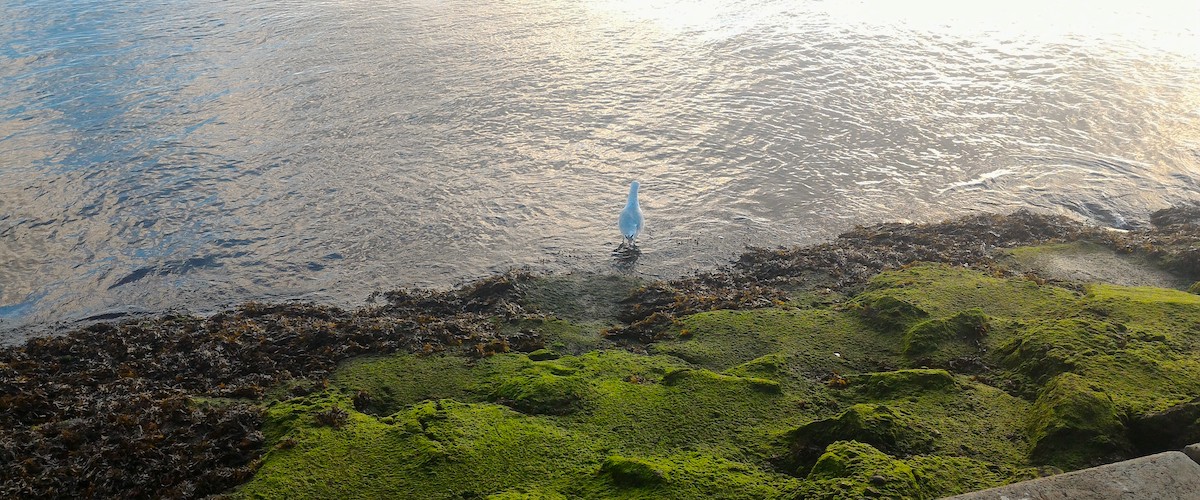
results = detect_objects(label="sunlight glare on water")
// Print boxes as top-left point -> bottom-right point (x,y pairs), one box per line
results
0,0 -> 1197,340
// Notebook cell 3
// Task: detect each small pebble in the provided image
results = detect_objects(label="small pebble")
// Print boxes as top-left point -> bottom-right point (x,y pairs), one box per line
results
870,474 -> 887,485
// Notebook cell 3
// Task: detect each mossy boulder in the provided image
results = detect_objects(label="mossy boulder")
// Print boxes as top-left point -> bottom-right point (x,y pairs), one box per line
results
1189,281 -> 1200,295
599,455 -> 667,487
856,295 -> 930,331
850,369 -> 957,397
785,404 -> 936,472
798,440 -> 1037,500
996,319 -> 1119,389
487,487 -> 568,499
527,349 -> 560,361
491,372 -> 598,415
661,368 -> 782,394
1025,373 -> 1131,469
902,308 -> 989,358
725,353 -> 788,380
1128,396 -> 1200,453
800,441 -> 921,499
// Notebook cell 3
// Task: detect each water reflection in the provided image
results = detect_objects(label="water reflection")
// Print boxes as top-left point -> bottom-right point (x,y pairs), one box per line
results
611,244 -> 641,274
0,0 -> 1197,340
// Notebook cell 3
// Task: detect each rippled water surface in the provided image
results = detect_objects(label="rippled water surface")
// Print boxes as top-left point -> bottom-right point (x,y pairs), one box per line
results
2,0 -> 1199,339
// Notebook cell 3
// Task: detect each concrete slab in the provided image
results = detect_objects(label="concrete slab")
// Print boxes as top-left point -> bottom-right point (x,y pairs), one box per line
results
943,451 -> 1200,500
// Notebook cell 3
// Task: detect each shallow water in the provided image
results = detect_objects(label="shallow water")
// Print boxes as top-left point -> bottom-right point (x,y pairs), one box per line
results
1,0 -> 1199,339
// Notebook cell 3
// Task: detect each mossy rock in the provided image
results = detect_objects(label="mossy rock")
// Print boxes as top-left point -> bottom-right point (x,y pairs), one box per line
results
785,404 -> 936,473
1128,396 -> 1200,454
855,295 -> 930,330
798,440 -> 1037,499
661,368 -> 782,394
996,319 -> 1120,389
487,487 -> 569,499
599,455 -> 667,487
1026,373 -> 1132,469
1189,282 -> 1200,295
233,263 -> 1200,498
527,349 -> 560,361
491,372 -> 597,415
800,441 -> 921,499
725,353 -> 788,380
849,369 -> 957,397
902,308 -> 989,358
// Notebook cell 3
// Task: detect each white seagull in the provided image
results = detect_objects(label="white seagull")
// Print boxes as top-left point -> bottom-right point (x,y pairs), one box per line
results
618,181 -> 643,248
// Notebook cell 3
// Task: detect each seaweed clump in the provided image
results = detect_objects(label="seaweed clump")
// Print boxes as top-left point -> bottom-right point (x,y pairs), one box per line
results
0,271 -> 543,498
1116,203 -> 1200,277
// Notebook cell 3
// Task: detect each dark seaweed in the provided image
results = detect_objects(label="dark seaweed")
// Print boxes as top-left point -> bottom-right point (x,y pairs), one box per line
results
1,272 -> 540,498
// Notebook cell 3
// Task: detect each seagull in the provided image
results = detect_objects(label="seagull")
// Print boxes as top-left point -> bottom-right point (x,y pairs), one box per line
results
618,181 -> 643,248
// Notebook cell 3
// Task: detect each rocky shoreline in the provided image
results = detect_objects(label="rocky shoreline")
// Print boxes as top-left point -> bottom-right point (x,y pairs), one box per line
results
3,205 -> 1199,498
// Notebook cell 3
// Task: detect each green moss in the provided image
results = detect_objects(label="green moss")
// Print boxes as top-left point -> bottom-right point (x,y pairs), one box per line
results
800,441 -> 920,499
841,374 -> 1034,470
1025,373 -> 1131,469
856,263 -> 1078,321
725,353 -> 789,380
1189,281 -> 1200,295
587,452 -> 800,498
241,398 -> 608,499
599,456 -> 667,487
906,454 -> 1039,497
785,404 -> 935,472
1088,283 -> 1200,306
236,263 -> 1200,498
996,319 -> 1118,389
334,354 -> 474,414
856,295 -> 930,331
799,441 -> 1038,500
902,308 -> 989,359
487,486 -> 569,499
660,307 -> 901,378
849,369 -> 957,397
528,348 -> 560,361
661,368 -> 781,394
491,371 -> 599,415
